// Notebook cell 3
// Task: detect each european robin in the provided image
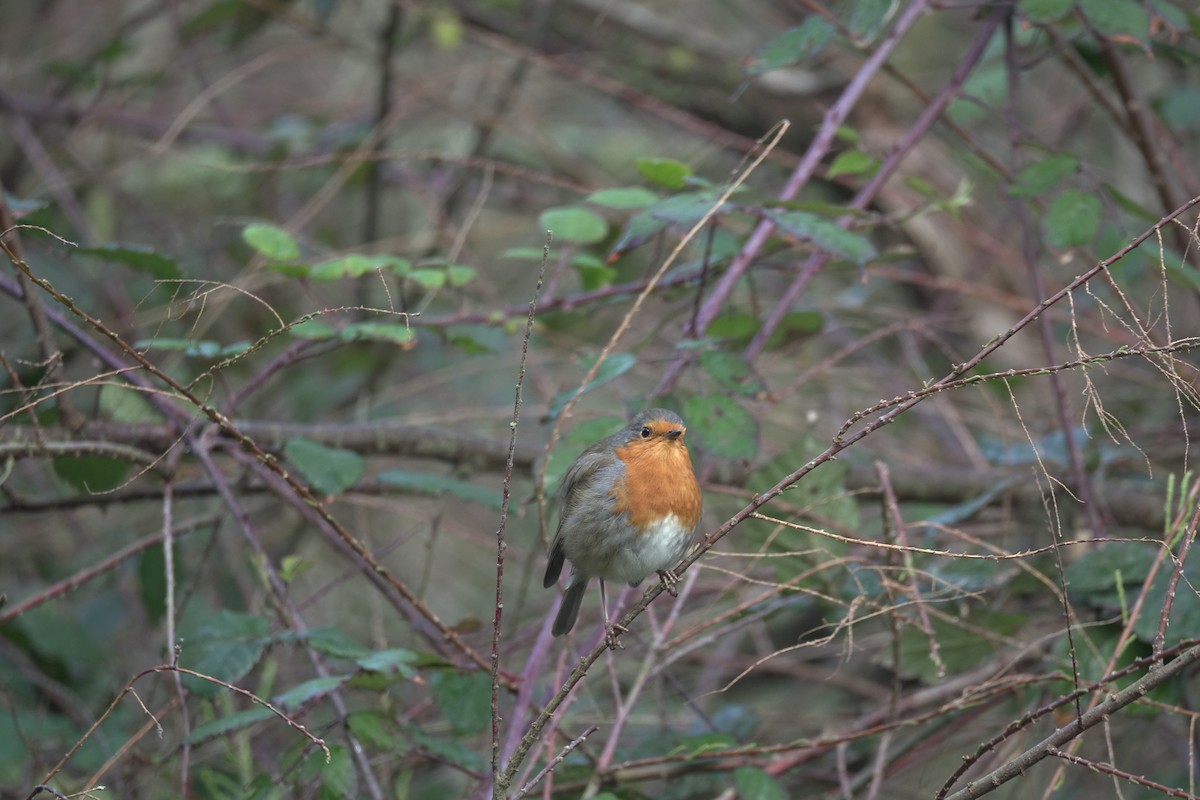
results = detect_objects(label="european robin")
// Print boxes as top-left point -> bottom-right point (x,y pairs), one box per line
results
543,408 -> 702,641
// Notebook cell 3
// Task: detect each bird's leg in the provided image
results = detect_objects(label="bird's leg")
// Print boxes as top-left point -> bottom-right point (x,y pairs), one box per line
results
599,579 -> 625,649
657,569 -> 680,597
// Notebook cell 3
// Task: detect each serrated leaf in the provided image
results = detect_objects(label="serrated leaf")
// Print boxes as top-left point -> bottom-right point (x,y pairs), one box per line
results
242,223 -> 299,261
746,17 -> 834,76
376,470 -> 500,509
79,243 -> 182,279
1009,154 -> 1078,198
546,353 -> 637,420
284,438 -> 364,495
1044,190 -> 1101,249
765,209 -> 877,266
635,158 -> 693,190
539,207 -> 608,245
682,395 -> 758,461
586,187 -> 659,209
430,671 -> 491,735
180,610 -> 270,698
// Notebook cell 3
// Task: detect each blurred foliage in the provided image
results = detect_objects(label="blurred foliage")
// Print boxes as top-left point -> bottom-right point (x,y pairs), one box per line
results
1,0 -> 1200,798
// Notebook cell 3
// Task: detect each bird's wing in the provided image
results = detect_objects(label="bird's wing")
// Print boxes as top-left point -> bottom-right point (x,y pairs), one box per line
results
543,444 -> 617,587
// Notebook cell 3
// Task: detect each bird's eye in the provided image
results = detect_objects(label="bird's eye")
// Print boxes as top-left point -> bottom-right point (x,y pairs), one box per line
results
640,426 -> 652,438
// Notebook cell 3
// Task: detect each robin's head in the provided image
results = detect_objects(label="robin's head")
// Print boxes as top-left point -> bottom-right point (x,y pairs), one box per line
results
622,408 -> 688,449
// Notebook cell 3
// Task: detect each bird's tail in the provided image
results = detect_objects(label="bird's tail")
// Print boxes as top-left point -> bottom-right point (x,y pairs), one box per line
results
552,579 -> 588,637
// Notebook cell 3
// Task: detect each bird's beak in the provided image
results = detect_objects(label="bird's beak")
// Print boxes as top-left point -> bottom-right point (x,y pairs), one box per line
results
666,428 -> 684,440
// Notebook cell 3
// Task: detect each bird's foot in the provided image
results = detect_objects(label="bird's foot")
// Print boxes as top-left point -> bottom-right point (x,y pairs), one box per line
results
605,622 -> 628,650
657,569 -> 680,597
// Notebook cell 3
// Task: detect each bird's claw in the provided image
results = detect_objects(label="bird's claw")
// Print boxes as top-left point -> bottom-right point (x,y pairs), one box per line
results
605,622 -> 627,650
657,569 -> 680,597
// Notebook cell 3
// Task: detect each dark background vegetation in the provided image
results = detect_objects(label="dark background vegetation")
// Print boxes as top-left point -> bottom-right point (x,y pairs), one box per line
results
3,1 -> 1200,798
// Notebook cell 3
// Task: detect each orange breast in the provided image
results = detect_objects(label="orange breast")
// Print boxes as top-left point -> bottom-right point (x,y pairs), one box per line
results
610,438 -> 702,532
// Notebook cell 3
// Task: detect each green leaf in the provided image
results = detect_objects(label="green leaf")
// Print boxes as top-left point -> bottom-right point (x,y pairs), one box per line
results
546,353 -> 637,420
79,243 -> 182,279
133,338 -> 249,358
763,310 -> 824,350
306,627 -> 372,660
180,610 -> 270,698
1077,0 -> 1149,42
539,207 -> 608,245
1018,0 -> 1074,23
376,470 -> 500,509
746,17 -> 834,75
284,438 -> 364,495
139,542 -> 185,622
647,192 -> 732,227
320,745 -> 354,800
274,675 -> 349,710
409,268 -> 447,290
290,318 -> 338,339
1044,190 -> 1101,249
844,0 -> 894,42
1159,86 -> 1200,132
347,712 -> 397,750
1009,154 -> 1078,197
575,259 -> 617,290
765,209 -> 878,266
401,723 -> 484,771
430,670 -> 491,735
586,187 -> 659,209
700,351 -> 763,396
447,264 -> 476,287
500,246 -> 552,260
608,210 -> 670,259
682,395 -> 758,461
708,312 -> 761,344
635,158 -> 693,190
892,611 -> 1026,681
356,648 -> 420,678
186,706 -> 275,744
734,767 -> 787,800
53,455 -> 133,493
242,223 -> 300,261
826,150 -> 878,179
310,254 -> 387,280
340,322 -> 414,346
